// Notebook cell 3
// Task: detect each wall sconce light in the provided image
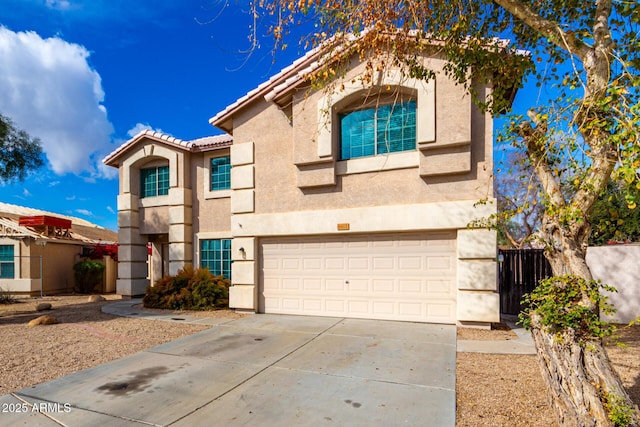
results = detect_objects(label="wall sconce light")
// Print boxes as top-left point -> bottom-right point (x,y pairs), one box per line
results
239,247 -> 245,253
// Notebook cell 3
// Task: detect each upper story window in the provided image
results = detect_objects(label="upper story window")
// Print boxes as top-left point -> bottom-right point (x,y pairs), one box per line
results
141,165 -> 169,198
210,156 -> 231,191
0,245 -> 15,279
339,100 -> 416,160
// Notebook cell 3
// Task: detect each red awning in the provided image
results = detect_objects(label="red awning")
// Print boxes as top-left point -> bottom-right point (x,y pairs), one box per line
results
18,215 -> 72,229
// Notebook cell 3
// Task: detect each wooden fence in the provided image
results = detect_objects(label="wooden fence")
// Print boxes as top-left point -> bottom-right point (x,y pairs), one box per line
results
498,249 -> 553,315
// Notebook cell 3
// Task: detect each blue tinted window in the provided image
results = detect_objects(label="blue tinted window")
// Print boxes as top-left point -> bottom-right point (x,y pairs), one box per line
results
340,101 -> 416,160
0,245 -> 15,279
141,166 -> 169,198
200,239 -> 231,279
211,156 -> 231,191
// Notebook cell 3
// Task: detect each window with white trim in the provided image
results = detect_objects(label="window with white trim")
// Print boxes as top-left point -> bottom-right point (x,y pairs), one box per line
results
140,165 -> 169,198
200,239 -> 231,279
339,100 -> 416,160
210,156 -> 231,191
0,245 -> 15,279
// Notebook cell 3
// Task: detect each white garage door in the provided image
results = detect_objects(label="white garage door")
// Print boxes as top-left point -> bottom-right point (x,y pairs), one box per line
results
260,232 -> 457,324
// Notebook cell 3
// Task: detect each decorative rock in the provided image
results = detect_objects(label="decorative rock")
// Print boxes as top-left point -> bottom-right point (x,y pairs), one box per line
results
36,303 -> 52,311
28,315 -> 59,327
87,295 -> 105,303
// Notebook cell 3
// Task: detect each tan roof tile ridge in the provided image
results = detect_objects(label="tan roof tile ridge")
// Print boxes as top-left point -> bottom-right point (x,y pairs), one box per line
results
102,129 -> 232,165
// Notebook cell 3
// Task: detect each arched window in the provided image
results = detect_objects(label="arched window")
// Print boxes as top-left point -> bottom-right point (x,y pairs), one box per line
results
339,100 -> 416,160
335,87 -> 417,161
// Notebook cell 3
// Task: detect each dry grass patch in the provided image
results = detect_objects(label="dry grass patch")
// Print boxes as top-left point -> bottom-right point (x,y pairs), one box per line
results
456,323 -> 640,427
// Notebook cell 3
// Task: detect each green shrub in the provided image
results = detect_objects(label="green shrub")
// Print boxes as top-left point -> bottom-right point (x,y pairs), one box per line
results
519,274 -> 617,343
143,266 -> 230,310
73,260 -> 106,294
603,392 -> 636,427
0,286 -> 16,304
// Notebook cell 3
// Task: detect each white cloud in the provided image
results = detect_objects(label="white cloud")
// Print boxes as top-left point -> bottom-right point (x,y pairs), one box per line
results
48,180 -> 60,187
75,208 -> 93,216
106,205 -> 115,214
23,188 -> 32,197
0,27 -> 114,177
94,162 -> 118,180
127,122 -> 165,138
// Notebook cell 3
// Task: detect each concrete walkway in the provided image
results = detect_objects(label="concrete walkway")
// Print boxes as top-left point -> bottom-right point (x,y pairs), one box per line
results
1,300 -> 458,426
457,319 -> 537,355
102,299 -> 235,326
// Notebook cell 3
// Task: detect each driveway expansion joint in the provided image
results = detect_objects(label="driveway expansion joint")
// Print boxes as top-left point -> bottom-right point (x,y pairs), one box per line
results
166,317 -> 347,426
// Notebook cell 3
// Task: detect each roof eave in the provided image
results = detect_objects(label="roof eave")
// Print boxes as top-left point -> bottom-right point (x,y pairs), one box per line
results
209,117 -> 234,135
103,130 -> 186,166
208,46 -> 325,131
103,131 -> 234,166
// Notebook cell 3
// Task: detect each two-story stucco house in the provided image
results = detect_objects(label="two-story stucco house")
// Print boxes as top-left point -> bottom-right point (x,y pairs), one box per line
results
104,46 -> 504,326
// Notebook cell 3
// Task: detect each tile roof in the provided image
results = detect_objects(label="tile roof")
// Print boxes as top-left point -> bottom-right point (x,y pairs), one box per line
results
0,202 -> 117,243
0,202 -> 97,227
209,46 -> 325,133
102,130 -> 233,166
189,134 -> 234,151
209,30 -> 522,134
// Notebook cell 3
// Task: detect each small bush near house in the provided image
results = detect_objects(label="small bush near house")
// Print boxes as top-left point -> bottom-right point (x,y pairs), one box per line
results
73,260 -> 106,294
143,266 -> 230,310
0,286 -> 16,304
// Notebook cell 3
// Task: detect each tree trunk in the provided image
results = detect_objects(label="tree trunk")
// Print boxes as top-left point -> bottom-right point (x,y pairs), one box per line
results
529,216 -> 640,426
530,315 -> 639,426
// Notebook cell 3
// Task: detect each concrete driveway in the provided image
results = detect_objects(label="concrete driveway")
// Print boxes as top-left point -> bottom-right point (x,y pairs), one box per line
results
1,314 -> 456,426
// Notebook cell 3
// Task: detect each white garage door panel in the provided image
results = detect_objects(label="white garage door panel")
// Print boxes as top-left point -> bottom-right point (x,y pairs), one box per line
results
260,232 -> 457,324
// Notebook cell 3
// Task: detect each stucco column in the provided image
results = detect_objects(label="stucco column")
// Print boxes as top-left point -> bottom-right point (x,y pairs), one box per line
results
116,193 -> 149,296
229,141 -> 257,311
168,188 -> 193,275
456,228 -> 500,326
230,237 -> 257,309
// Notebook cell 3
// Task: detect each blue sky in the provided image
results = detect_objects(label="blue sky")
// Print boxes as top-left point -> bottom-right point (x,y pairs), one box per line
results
0,1 -> 542,232
0,0 -> 305,230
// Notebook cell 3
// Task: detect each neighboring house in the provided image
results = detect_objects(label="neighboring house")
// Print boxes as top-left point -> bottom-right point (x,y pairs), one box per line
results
0,202 -> 117,295
104,46 -> 508,326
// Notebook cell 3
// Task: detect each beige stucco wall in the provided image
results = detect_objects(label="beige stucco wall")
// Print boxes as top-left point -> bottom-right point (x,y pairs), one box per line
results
115,137 -> 196,295
231,58 -> 493,216
586,244 -> 640,324
118,140 -> 191,195
41,243 -> 80,294
4,239 -> 84,295
191,150 -> 232,236
139,206 -> 170,234
113,137 -> 234,295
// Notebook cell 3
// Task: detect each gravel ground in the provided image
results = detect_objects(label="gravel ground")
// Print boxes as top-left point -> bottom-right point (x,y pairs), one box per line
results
457,323 -> 640,427
0,295 -> 638,426
0,295 -> 242,395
